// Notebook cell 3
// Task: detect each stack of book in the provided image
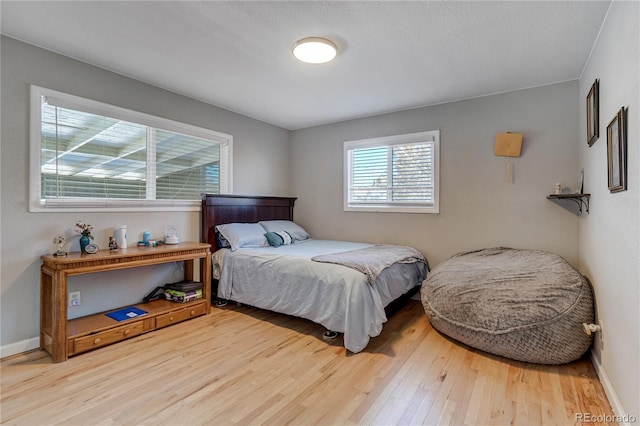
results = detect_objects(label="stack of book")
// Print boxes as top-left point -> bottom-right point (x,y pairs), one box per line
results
164,288 -> 203,303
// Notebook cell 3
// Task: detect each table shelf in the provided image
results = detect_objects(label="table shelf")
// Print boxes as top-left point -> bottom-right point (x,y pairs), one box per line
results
67,297 -> 206,338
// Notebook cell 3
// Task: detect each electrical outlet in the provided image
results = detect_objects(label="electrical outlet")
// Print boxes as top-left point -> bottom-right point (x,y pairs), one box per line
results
69,291 -> 81,307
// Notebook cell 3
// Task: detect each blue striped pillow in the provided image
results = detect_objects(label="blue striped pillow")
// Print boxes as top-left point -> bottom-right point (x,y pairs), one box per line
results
264,231 -> 293,247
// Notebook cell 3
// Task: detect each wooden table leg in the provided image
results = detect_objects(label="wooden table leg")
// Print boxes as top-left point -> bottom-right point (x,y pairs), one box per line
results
50,270 -> 68,362
40,267 -> 53,356
201,255 -> 211,314
183,259 -> 194,282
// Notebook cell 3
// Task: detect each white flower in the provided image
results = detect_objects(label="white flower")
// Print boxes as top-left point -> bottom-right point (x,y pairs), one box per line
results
74,221 -> 93,235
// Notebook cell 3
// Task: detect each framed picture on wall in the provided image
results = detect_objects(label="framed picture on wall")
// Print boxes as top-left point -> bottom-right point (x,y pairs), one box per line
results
607,106 -> 627,192
587,79 -> 599,146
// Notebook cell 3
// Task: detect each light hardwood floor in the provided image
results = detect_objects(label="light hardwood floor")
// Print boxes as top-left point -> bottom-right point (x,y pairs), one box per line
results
1,300 -> 614,425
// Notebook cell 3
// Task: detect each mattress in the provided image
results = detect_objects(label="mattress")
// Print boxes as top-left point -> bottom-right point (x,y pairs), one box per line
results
217,239 -> 429,353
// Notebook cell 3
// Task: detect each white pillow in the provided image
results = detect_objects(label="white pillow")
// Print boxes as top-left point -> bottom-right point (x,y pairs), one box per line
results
259,220 -> 309,242
215,223 -> 268,251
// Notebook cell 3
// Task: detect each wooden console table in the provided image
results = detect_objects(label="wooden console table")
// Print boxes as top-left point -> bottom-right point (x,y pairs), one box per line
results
40,242 -> 211,362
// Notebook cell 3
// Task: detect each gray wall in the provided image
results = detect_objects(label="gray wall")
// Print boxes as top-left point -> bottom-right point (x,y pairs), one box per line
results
578,1 -> 639,418
291,81 -> 581,268
0,37 -> 292,351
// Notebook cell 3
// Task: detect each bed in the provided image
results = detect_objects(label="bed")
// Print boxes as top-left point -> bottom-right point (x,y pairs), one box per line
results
201,194 -> 429,353
420,247 -> 594,364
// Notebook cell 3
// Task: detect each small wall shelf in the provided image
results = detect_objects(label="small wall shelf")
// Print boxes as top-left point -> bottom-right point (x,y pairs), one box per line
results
547,194 -> 591,215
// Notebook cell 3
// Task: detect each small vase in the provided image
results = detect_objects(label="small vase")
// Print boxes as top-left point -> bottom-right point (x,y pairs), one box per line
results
79,234 -> 91,253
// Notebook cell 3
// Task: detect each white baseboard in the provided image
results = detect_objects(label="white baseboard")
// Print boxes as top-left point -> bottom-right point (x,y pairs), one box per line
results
589,349 -> 634,426
0,337 -> 39,359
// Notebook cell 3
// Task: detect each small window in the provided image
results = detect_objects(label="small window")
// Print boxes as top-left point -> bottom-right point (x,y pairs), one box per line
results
344,130 -> 439,213
30,86 -> 232,212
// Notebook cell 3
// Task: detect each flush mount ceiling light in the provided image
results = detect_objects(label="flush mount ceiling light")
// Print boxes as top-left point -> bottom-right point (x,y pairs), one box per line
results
292,37 -> 337,64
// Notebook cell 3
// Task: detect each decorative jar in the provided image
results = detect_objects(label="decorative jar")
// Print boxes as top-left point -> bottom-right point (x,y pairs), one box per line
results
79,233 -> 91,253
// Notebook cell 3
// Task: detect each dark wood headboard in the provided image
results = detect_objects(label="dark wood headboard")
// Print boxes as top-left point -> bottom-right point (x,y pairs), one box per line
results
201,194 -> 297,251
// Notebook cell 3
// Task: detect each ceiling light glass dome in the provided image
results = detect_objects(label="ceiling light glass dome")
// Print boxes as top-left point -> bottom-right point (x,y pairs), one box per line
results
292,37 -> 337,64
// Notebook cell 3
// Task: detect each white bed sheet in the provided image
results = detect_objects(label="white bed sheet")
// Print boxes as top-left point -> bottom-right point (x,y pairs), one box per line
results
217,239 -> 428,353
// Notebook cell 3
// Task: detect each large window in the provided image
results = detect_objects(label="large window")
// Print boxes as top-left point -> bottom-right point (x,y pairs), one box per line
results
344,130 -> 439,213
30,86 -> 232,212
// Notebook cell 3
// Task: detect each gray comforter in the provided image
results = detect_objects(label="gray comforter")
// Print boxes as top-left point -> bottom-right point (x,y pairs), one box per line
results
217,239 -> 429,353
312,244 -> 428,285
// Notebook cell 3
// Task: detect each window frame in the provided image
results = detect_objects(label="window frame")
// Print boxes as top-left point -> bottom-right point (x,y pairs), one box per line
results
343,130 -> 440,214
29,85 -> 233,212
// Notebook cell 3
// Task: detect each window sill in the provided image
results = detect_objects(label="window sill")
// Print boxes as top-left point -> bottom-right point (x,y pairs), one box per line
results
30,199 -> 202,213
344,205 -> 439,214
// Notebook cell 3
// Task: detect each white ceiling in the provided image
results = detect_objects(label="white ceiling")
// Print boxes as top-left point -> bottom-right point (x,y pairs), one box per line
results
1,1 -> 611,130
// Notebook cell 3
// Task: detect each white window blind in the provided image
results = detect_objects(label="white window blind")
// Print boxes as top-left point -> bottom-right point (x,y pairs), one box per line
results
30,86 -> 232,212
344,130 -> 439,213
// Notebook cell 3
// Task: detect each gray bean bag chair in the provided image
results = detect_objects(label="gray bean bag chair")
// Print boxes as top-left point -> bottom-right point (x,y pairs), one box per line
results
421,247 -> 594,364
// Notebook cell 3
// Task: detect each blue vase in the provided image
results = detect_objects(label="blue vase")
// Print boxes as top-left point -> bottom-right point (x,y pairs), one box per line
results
80,234 -> 91,253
